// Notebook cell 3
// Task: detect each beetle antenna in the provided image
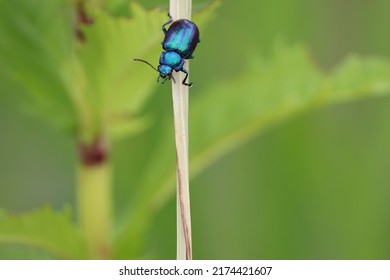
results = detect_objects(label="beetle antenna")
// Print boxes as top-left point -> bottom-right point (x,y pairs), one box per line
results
170,75 -> 176,83
133,58 -> 159,72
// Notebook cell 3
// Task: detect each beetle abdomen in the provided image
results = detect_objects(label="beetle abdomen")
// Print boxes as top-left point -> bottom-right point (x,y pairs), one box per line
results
163,19 -> 200,59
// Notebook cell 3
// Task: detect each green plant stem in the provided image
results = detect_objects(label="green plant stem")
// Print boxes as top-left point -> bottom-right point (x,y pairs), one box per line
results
77,142 -> 112,259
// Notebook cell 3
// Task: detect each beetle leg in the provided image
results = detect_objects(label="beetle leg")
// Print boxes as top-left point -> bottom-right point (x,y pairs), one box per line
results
162,13 -> 173,34
181,68 -> 193,87
162,77 -> 169,84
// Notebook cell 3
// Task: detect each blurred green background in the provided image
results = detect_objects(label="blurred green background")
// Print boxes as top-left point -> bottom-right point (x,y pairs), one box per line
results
1,0 -> 390,259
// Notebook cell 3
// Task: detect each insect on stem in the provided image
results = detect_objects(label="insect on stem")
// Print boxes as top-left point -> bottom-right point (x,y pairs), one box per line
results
170,0 -> 194,261
134,0 -> 198,260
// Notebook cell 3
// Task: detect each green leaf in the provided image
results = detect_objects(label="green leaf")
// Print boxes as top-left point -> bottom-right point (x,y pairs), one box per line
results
76,1 -> 221,141
109,115 -> 152,141
0,0 -> 219,142
115,44 -> 390,258
0,206 -> 87,259
77,3 -> 164,124
150,46 -> 390,211
0,0 -> 76,131
326,55 -> 390,103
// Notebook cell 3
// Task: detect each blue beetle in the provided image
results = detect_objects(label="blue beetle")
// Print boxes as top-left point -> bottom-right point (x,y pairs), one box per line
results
134,14 -> 200,87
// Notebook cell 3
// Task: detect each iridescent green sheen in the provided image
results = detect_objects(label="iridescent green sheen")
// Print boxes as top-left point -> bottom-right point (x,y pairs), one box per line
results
163,19 -> 200,59
160,51 -> 183,70
134,15 -> 200,87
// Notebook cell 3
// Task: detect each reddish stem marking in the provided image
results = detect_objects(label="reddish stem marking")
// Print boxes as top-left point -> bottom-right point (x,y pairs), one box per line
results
74,1 -> 94,42
78,137 -> 108,166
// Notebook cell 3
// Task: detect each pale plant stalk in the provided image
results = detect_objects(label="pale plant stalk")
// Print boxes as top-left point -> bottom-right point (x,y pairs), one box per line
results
170,0 -> 193,260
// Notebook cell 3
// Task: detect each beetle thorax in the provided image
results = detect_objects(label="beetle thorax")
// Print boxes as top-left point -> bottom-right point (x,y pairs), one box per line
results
159,51 -> 184,72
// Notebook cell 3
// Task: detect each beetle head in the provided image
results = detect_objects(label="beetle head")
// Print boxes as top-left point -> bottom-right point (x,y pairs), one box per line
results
157,65 -> 177,84
133,58 -> 175,84
158,65 -> 173,78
